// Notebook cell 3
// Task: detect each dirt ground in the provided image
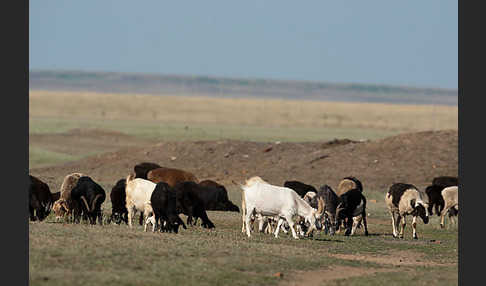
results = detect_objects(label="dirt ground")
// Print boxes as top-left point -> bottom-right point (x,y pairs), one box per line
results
29,128 -> 458,194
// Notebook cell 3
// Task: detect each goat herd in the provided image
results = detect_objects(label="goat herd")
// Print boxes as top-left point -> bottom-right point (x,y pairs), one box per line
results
29,162 -> 459,240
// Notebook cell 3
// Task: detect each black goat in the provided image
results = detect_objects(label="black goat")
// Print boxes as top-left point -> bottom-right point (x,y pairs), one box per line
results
335,188 -> 369,236
173,181 -> 215,229
283,180 -> 318,198
425,184 -> 446,216
107,179 -> 128,225
150,182 -> 187,233
70,176 -> 106,225
29,175 -> 53,221
309,185 -> 339,235
197,180 -> 240,212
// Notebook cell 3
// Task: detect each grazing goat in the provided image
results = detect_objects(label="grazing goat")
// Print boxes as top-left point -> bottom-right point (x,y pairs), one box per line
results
385,183 -> 429,239
29,175 -> 53,221
134,162 -> 162,179
70,176 -> 106,225
283,180 -> 318,198
149,182 -> 187,233
172,181 -> 215,229
308,185 -> 340,235
240,176 -> 323,239
125,174 -> 157,230
336,189 -> 369,236
440,186 -> 458,228
52,172 -> 85,222
240,178 -> 305,235
432,176 -> 458,188
335,177 -> 364,232
196,180 -> 240,212
147,167 -> 199,187
107,179 -> 128,225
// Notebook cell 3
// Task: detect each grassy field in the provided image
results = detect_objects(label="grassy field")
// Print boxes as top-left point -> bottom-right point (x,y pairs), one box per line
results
29,89 -> 458,285
29,90 -> 457,168
29,186 -> 458,286
29,90 -> 457,132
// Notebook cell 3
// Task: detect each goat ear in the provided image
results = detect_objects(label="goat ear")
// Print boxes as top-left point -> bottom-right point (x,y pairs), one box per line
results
410,199 -> 416,209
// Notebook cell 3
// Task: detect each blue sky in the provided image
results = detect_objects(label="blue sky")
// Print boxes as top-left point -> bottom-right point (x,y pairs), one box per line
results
30,1 -> 457,89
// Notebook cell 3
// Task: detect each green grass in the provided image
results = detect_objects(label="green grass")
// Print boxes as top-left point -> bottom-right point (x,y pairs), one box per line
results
29,147 -> 85,168
30,117 -> 400,142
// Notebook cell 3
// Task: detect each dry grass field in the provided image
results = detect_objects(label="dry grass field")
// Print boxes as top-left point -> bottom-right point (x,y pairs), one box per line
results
29,89 -> 458,285
30,90 -> 457,132
29,90 -> 457,168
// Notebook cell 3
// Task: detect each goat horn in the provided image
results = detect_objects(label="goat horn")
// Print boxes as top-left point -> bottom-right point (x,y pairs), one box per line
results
91,194 -> 103,212
80,196 -> 90,212
317,197 -> 324,215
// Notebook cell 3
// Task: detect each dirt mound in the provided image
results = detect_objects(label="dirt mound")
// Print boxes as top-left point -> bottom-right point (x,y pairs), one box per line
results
30,130 -> 457,193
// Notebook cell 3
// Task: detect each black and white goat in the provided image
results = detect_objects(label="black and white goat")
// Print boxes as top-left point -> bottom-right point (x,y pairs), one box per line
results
385,183 -> 429,239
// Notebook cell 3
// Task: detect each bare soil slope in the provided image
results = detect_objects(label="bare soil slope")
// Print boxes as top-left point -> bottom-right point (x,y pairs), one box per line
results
30,129 -> 458,193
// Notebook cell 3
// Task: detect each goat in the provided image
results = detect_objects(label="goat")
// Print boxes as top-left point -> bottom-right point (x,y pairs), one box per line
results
308,185 -> 340,235
29,175 -> 53,221
125,174 -> 157,230
240,177 -> 304,235
52,172 -> 85,222
385,183 -> 429,239
70,176 -> 106,225
107,179 -> 128,225
440,186 -> 458,228
240,176 -> 323,239
149,182 -> 187,233
335,188 -> 369,236
197,180 -> 240,212
172,181 -> 215,229
425,184 -> 446,216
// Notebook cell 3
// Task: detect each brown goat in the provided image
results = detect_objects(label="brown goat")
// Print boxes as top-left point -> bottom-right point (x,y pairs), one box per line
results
52,172 -> 85,222
147,167 -> 199,187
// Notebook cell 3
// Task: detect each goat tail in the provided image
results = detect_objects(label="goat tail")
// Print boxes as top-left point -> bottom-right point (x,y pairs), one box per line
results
91,194 -> 103,212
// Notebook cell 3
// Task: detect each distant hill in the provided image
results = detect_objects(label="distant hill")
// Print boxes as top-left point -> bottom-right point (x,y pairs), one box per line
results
29,70 -> 457,106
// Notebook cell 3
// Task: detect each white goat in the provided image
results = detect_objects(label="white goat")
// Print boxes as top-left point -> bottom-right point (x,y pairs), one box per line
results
240,176 -> 323,239
125,174 -> 157,231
